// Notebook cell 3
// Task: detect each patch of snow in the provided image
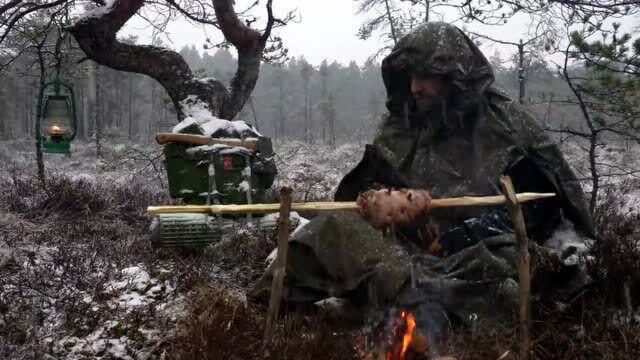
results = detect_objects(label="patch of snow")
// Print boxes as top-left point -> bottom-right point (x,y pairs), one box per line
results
260,211 -> 301,225
218,146 -> 253,155
201,119 -> 258,138
196,77 -> 218,84
118,292 -> 149,307
113,143 -> 127,152
214,137 -> 244,141
261,212 -> 309,269
173,95 -> 261,137
265,248 -> 278,269
237,180 -> 250,192
544,222 -> 595,266
186,144 -> 231,153
147,284 -> 163,295
172,116 -> 200,134
74,0 -> 117,23
292,216 -> 310,237
71,173 -> 96,182
624,188 -> 640,216
314,297 -> 347,308
230,120 -> 259,136
149,217 -> 159,232
54,322 -> 136,360
611,308 -> 640,326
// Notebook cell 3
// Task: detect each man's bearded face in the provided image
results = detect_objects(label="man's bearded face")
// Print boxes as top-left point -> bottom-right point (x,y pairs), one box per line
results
410,73 -> 447,113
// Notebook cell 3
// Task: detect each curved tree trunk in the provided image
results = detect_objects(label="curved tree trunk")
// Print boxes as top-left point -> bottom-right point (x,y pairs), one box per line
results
69,0 -> 272,122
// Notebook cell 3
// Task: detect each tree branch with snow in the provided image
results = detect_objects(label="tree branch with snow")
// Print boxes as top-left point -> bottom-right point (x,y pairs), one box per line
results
68,0 -> 288,123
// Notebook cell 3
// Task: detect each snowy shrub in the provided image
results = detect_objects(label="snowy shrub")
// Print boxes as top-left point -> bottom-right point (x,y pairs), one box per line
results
273,141 -> 363,202
590,179 -> 640,307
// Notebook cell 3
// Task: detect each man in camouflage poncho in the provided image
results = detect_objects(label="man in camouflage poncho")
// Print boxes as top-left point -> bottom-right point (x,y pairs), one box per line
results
251,22 -> 595,330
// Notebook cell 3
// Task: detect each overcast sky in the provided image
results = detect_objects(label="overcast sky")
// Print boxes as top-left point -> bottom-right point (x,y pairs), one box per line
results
120,0 -> 637,67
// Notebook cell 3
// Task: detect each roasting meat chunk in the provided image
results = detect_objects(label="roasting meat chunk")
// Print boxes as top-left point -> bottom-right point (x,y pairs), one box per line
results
356,188 -> 431,229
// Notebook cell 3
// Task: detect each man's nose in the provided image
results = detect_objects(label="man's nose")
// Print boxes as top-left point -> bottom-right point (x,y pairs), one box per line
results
410,78 -> 424,96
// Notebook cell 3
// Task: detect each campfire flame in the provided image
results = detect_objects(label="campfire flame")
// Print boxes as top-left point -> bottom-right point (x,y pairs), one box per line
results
385,311 -> 417,360
400,312 -> 416,358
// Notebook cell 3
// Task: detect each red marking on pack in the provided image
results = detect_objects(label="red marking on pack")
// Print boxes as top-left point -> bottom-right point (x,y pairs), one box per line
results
223,156 -> 233,170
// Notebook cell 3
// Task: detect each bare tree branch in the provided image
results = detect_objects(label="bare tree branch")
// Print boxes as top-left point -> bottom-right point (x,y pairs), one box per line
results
213,0 -> 275,119
0,0 -> 67,46
68,0 -> 288,122
162,0 -> 219,27
68,0 -> 229,119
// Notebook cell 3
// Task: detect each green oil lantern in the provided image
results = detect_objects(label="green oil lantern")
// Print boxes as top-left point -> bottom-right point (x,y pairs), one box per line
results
35,79 -> 78,154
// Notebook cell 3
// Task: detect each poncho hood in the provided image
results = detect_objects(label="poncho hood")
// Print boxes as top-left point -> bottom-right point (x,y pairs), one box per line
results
381,22 -> 495,116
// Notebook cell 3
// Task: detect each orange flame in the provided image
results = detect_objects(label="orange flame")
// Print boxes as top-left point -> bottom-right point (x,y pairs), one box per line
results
400,312 -> 416,359
384,311 -> 417,360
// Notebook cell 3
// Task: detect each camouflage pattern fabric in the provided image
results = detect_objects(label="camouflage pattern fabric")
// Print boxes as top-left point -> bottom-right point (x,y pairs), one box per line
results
250,22 -> 595,328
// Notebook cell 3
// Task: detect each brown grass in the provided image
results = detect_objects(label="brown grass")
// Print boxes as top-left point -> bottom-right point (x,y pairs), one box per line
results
443,298 -> 640,359
156,284 -> 360,360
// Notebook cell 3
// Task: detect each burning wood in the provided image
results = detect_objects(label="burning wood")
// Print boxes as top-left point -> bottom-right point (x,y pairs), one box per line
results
360,310 -> 450,360
360,309 -> 456,360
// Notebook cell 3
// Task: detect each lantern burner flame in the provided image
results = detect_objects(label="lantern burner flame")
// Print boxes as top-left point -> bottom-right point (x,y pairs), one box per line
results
48,125 -> 64,137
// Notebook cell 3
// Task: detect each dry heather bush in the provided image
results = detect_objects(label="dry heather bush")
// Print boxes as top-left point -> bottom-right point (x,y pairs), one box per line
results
207,229 -> 275,288
157,284 -> 359,360
589,180 -> 640,307
0,170 -> 166,226
0,169 -> 171,352
445,299 -> 640,359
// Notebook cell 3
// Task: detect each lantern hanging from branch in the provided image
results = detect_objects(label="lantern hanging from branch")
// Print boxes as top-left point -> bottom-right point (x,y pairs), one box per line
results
35,79 -> 78,154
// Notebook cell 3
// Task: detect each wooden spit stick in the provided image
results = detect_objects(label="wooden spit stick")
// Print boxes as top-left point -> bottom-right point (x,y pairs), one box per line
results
499,176 -> 531,360
146,192 -> 556,215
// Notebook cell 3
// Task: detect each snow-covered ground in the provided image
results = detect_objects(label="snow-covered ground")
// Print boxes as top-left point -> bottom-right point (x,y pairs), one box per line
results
0,138 -> 365,359
272,140 -> 364,201
0,137 -> 638,358
559,140 -> 640,213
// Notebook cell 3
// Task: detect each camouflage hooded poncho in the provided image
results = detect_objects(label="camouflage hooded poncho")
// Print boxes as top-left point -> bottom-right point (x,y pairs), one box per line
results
335,22 -> 595,243
252,23 -> 595,328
